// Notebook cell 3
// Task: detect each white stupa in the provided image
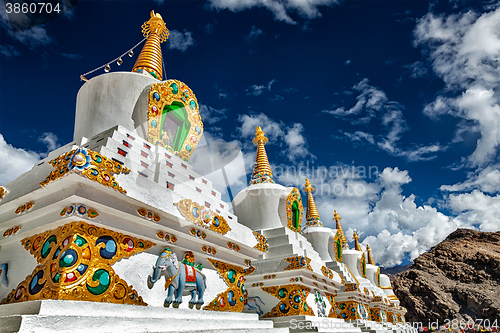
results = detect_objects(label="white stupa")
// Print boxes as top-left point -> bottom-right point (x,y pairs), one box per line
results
0,11 -> 415,333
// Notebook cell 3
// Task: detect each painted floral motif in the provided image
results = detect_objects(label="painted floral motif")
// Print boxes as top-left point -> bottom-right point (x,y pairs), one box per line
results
261,284 -> 315,318
40,148 -> 130,194
203,258 -> 255,312
1,221 -> 154,306
174,199 -> 231,235
60,204 -> 99,219
15,202 -> 34,215
315,290 -> 327,317
324,292 -> 338,318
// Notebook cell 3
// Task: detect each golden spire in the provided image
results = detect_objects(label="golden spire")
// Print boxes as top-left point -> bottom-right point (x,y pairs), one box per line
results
333,210 -> 348,248
366,244 -> 375,265
353,230 -> 362,251
250,126 -> 274,185
303,179 -> 323,227
132,11 -> 169,80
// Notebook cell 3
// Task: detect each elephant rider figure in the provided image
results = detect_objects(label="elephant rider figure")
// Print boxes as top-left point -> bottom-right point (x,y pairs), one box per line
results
148,248 -> 206,309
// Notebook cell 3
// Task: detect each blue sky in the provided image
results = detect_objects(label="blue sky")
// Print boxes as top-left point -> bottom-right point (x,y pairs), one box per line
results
1,0 -> 499,267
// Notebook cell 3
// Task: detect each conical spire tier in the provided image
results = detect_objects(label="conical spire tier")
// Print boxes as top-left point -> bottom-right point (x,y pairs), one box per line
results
353,230 -> 362,251
366,244 -> 375,265
132,11 -> 169,80
333,210 -> 348,249
250,127 -> 275,185
303,179 -> 323,227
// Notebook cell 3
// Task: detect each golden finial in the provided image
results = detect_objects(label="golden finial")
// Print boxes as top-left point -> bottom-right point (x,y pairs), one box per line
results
132,11 -> 169,80
366,244 -> 375,265
250,126 -> 274,185
353,230 -> 362,251
303,179 -> 323,227
333,210 -> 348,248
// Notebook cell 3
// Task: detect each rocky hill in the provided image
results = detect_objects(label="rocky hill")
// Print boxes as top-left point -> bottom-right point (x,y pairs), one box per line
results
392,228 -> 500,325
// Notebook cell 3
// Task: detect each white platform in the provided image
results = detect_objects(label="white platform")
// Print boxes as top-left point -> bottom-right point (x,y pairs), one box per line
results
0,300 -> 288,333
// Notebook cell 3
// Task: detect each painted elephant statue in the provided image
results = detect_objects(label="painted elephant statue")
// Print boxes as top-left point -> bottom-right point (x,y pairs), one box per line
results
148,248 -> 206,309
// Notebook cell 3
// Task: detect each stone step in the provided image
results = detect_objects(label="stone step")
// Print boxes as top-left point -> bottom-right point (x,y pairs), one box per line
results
269,315 -> 363,333
265,243 -> 305,259
270,234 -> 302,247
0,300 -> 287,333
0,315 -> 281,333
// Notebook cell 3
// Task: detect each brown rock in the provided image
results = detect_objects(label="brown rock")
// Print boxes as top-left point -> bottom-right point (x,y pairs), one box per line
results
392,228 -> 500,325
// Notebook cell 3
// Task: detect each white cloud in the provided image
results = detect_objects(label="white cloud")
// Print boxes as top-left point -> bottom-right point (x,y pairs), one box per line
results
441,164 -> 500,194
323,78 -> 389,119
208,0 -> 340,24
199,104 -> 228,125
0,45 -> 19,58
343,131 -> 375,145
245,25 -> 263,41
403,61 -> 428,78
237,113 -> 314,162
0,9 -> 52,48
38,132 -> 60,152
325,79 -> 444,161
246,79 -> 277,96
415,7 -> 500,167
168,29 -> 195,52
0,134 -> 40,185
0,132 -> 63,185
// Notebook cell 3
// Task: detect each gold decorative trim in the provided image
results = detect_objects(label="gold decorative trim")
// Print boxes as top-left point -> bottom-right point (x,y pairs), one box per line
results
174,199 -> 231,235
284,256 -> 313,271
40,148 -> 130,194
60,204 -> 99,219
156,231 -> 177,243
137,208 -> 160,222
333,230 -> 343,263
147,80 -> 203,161
261,284 -> 315,318
227,242 -> 240,252
3,226 -> 20,238
1,221 -> 154,306
377,267 -> 381,287
201,245 -> 217,255
203,258 -> 255,312
15,202 -> 34,214
252,231 -> 268,253
369,307 -> 386,322
321,266 -> 334,279
336,301 -> 361,320
360,253 -> 366,278
190,228 -> 207,239
250,126 -> 274,185
0,186 -> 7,200
286,188 -> 303,233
